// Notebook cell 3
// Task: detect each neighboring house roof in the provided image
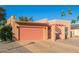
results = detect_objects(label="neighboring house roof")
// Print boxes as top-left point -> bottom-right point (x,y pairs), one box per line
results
71,24 -> 79,29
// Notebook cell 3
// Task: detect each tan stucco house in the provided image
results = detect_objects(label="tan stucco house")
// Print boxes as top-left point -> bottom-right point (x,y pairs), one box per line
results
7,16 -> 71,42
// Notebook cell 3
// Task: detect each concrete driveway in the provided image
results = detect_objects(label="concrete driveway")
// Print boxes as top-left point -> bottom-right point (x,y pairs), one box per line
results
0,40 -> 79,53
57,38 -> 79,47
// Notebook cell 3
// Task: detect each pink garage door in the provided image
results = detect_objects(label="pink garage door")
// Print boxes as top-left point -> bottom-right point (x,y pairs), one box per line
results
19,27 -> 43,41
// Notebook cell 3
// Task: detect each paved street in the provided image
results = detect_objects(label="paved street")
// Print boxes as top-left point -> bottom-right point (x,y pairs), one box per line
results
0,39 -> 79,53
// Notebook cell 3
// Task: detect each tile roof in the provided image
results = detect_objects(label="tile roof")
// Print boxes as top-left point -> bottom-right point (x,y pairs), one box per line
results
16,21 -> 48,26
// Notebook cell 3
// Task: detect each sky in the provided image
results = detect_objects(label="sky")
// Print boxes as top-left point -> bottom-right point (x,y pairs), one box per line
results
1,5 -> 79,21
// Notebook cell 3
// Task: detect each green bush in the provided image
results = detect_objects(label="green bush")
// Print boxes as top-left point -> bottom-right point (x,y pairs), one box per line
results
0,25 -> 13,42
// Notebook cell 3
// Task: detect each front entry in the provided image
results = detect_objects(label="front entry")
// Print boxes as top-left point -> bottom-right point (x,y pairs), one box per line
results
55,32 -> 61,39
55,26 -> 61,40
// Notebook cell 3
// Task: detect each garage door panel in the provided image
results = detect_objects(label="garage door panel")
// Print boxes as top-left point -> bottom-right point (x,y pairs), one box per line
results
20,27 -> 43,40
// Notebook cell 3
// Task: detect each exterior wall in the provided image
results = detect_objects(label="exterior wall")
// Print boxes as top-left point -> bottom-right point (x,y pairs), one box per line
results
51,25 -> 55,41
71,29 -> 79,37
7,16 -> 19,40
48,20 -> 71,41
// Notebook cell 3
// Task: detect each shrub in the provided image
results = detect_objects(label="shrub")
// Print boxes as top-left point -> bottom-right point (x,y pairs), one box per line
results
0,25 -> 13,42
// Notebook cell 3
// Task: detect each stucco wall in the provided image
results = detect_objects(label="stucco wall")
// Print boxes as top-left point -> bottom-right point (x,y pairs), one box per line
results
48,20 -> 71,41
71,29 -> 79,37
7,16 -> 19,40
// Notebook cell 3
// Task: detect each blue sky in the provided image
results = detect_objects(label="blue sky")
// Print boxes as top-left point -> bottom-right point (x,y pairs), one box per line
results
1,5 -> 79,21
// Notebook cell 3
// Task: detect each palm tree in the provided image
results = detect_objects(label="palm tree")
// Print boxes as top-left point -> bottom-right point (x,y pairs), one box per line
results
68,8 -> 72,15
68,8 -> 72,20
60,10 -> 65,19
61,10 -> 65,16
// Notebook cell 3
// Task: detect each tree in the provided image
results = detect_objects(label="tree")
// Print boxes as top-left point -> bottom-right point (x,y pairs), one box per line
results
0,7 -> 12,42
68,8 -> 72,20
68,8 -> 72,15
77,16 -> 79,21
19,16 -> 28,21
71,19 -> 76,24
0,7 -> 6,26
29,16 -> 33,21
60,10 -> 66,19
60,8 -> 75,24
19,16 -> 33,21
61,10 -> 65,17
